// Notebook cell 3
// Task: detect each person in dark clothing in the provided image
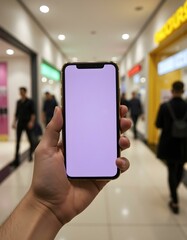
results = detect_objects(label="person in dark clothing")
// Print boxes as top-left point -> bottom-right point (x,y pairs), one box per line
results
42,92 -> 58,126
120,93 -> 130,109
156,81 -> 187,214
12,87 -> 36,166
129,91 -> 142,139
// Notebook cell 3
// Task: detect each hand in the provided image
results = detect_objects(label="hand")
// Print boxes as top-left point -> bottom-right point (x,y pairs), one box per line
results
141,114 -> 145,121
29,106 -> 131,226
27,120 -> 34,129
12,122 -> 17,129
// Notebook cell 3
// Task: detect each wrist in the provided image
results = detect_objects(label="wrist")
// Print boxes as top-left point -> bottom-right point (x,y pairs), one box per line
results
22,190 -> 63,238
29,120 -> 34,125
0,190 -> 62,240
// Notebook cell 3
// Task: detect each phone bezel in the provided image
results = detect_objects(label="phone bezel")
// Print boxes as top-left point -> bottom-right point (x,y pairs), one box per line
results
62,62 -> 120,179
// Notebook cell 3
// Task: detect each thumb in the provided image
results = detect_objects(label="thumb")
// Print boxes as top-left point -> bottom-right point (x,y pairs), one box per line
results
42,106 -> 63,147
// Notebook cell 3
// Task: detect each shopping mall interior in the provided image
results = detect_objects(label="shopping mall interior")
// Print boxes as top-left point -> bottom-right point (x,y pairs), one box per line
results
0,0 -> 187,239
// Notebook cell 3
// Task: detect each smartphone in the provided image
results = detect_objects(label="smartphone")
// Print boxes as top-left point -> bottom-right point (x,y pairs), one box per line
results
62,62 -> 120,179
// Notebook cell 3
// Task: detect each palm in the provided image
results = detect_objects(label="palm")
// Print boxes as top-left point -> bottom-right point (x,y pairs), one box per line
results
32,144 -> 107,224
31,106 -> 130,225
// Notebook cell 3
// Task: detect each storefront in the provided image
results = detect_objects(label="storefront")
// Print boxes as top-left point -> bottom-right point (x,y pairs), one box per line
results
127,61 -> 147,136
0,36 -> 33,142
0,62 -> 8,141
148,0 -> 187,144
40,61 -> 61,107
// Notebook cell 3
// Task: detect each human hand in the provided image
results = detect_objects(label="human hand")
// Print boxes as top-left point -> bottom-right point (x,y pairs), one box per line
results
141,114 -> 145,121
12,123 -> 17,129
27,120 -> 34,129
12,119 -> 17,129
29,106 -> 131,226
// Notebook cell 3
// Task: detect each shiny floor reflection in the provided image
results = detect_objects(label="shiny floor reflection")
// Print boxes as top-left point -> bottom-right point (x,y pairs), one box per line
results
0,133 -> 187,240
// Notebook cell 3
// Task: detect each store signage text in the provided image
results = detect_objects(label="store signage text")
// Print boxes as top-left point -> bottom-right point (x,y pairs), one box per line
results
128,64 -> 142,77
154,1 -> 187,44
41,62 -> 60,81
158,48 -> 187,75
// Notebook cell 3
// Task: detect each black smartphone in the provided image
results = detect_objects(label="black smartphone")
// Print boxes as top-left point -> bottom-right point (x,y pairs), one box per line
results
62,62 -> 120,179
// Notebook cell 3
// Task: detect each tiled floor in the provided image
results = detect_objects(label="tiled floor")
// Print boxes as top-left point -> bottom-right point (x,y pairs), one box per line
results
0,132 -> 187,240
0,140 -> 29,170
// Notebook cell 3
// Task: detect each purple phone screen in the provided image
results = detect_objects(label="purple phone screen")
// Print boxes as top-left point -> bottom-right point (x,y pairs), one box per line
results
64,64 -> 119,178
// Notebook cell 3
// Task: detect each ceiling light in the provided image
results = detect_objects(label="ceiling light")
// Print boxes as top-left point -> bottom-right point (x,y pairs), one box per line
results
6,49 -> 14,55
41,77 -> 47,83
140,77 -> 146,83
40,5 -> 49,13
122,34 -> 129,40
58,34 -> 66,41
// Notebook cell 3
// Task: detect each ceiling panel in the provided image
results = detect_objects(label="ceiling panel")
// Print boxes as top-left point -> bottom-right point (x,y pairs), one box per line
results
19,0 -> 163,62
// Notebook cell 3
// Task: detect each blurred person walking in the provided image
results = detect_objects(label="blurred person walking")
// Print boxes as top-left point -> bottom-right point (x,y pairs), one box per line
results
12,87 -> 36,166
156,81 -> 187,214
129,91 -> 143,139
120,92 -> 130,109
42,92 -> 58,126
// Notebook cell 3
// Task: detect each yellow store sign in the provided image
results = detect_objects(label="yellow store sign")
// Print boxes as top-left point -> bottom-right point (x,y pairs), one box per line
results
154,1 -> 187,44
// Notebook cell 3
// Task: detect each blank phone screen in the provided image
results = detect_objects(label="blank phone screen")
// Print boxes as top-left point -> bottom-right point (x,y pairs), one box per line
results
63,63 -> 119,178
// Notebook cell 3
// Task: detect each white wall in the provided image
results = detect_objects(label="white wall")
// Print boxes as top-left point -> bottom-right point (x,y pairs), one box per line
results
0,56 -> 31,141
0,0 -> 66,69
0,0 -> 66,141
